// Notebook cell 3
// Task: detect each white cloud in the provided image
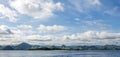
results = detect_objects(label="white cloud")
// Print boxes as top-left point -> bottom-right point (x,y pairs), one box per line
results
17,25 -> 32,29
0,25 -> 13,34
83,20 -> 111,30
75,18 -> 80,21
68,0 -> 101,12
0,25 -> 23,36
38,24 -> 67,32
9,0 -> 64,20
81,31 -> 120,39
0,4 -> 17,22
17,25 -> 35,35
104,7 -> 120,16
26,35 -> 52,41
63,31 -> 120,45
84,20 -> 111,26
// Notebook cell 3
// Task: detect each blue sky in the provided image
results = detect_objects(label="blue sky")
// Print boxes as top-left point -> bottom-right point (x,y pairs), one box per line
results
0,0 -> 120,45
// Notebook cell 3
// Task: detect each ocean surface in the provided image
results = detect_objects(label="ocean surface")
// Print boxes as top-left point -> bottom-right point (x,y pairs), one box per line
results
0,50 -> 120,57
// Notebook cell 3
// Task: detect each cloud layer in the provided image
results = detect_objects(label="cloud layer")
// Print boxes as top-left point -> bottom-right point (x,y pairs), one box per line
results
0,25 -> 120,45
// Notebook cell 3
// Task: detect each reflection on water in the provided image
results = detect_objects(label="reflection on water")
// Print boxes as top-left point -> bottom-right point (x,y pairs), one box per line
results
0,50 -> 120,57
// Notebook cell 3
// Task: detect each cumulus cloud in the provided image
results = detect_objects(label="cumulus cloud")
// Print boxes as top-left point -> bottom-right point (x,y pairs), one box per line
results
0,25 -> 13,34
0,0 -> 63,22
38,24 -> 67,33
68,0 -> 101,12
9,0 -> 64,20
0,4 -> 17,22
78,31 -> 120,39
17,25 -> 35,35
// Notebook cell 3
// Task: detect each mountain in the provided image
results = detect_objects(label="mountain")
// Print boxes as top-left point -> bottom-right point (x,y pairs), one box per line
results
15,42 -> 32,50
2,46 -> 14,50
0,46 -> 2,49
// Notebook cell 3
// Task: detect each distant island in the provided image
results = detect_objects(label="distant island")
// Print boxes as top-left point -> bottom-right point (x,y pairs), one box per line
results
0,42 -> 120,50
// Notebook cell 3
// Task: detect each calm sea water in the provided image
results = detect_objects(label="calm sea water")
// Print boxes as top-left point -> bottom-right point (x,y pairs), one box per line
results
0,50 -> 120,57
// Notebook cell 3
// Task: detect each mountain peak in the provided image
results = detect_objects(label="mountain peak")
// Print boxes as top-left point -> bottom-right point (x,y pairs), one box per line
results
19,42 -> 30,45
16,42 -> 32,50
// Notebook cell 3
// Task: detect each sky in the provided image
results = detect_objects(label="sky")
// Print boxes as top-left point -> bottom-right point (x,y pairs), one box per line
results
0,0 -> 120,45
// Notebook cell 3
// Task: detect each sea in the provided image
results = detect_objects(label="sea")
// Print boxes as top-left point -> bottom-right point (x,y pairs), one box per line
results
0,50 -> 120,57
